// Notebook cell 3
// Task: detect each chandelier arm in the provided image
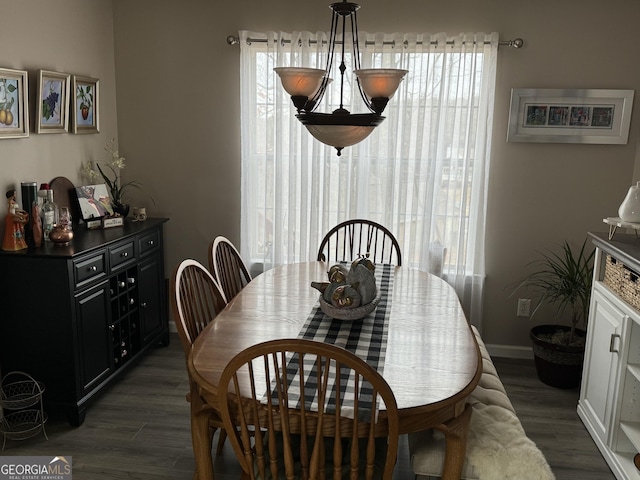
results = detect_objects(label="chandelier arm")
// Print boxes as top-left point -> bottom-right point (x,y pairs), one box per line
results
351,9 -> 375,113
307,9 -> 340,112
337,11 -> 348,112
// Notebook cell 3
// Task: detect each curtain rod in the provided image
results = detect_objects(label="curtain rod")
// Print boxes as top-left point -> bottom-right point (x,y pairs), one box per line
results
226,35 -> 524,49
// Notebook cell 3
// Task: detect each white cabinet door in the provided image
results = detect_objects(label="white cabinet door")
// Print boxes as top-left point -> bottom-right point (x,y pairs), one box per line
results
579,284 -> 625,444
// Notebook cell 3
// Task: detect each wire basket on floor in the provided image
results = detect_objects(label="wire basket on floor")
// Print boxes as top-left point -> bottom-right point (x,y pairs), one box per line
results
0,371 -> 46,410
0,371 -> 48,450
0,409 -> 48,441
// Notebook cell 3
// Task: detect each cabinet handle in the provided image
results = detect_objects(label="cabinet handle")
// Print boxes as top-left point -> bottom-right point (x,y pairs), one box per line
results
141,302 -> 147,308
109,324 -> 115,331
147,240 -> 154,246
88,265 -> 97,272
121,252 -> 128,258
610,333 -> 620,353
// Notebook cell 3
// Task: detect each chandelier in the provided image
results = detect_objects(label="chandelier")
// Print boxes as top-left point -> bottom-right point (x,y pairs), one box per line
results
274,0 -> 408,156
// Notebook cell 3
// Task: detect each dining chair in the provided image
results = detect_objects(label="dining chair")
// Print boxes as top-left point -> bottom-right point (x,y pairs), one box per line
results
171,258 -> 229,457
218,338 -> 400,480
208,236 -> 253,302
317,219 -> 402,265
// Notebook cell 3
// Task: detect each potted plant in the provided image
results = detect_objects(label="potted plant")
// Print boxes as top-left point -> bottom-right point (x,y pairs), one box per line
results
80,138 -> 153,217
512,239 -> 595,389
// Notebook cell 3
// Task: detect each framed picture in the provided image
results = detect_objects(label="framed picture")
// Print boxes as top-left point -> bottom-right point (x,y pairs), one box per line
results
0,67 -> 29,139
75,184 -> 113,221
71,75 -> 99,134
36,70 -> 70,134
507,88 -> 635,144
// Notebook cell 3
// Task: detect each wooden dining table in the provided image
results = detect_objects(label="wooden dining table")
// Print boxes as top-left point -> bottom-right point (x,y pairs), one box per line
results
188,261 -> 481,480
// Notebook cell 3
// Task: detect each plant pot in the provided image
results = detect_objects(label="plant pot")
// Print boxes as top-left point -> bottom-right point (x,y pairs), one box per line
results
529,324 -> 586,389
112,203 -> 130,218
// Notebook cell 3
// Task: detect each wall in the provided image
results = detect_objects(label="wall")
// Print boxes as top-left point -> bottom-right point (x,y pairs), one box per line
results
112,0 -> 640,351
4,0 -> 637,351
0,0 -> 118,212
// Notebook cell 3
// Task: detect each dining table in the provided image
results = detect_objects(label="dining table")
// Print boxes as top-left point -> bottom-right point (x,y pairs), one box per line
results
188,261 -> 481,480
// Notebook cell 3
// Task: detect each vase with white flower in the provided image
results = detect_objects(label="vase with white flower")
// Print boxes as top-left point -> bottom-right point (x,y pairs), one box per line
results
81,138 -> 149,217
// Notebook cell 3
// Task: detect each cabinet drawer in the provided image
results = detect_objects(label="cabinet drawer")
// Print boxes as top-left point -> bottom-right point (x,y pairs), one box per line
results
109,241 -> 136,271
139,229 -> 160,256
74,252 -> 107,288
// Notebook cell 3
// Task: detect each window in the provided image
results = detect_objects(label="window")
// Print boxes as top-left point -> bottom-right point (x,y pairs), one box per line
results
239,31 -> 498,327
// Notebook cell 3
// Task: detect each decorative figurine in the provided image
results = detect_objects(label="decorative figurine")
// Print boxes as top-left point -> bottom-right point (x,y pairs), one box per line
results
2,189 -> 29,251
311,255 -> 377,308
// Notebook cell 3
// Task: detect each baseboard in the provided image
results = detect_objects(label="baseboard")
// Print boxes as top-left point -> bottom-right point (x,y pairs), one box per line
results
485,343 -> 533,359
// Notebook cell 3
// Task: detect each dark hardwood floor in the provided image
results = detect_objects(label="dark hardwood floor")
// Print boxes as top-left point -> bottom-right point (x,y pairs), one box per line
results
491,357 -> 615,480
0,333 -> 615,480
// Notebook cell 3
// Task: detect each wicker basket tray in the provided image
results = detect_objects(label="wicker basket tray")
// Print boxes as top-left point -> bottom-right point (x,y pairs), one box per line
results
603,254 -> 640,311
319,294 -> 381,320
0,372 -> 45,410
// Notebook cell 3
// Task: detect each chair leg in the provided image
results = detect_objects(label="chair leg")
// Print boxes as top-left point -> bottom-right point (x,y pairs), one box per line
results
191,406 -> 215,480
216,428 -> 227,455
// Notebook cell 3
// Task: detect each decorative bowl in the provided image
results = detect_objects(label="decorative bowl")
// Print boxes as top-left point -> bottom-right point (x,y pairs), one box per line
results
318,293 -> 381,320
49,225 -> 73,246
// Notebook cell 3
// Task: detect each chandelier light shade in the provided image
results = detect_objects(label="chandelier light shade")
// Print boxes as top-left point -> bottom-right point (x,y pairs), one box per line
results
303,123 -> 377,149
274,0 -> 408,156
273,67 -> 327,109
354,69 -> 408,112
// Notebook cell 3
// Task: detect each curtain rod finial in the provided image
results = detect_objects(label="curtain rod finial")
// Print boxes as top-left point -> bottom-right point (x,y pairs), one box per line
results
227,35 -> 239,46
510,38 -> 524,49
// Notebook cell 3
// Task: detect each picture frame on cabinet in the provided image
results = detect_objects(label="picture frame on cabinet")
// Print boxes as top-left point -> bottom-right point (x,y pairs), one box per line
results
0,67 -> 29,139
75,184 -> 114,222
36,70 -> 70,134
507,88 -> 635,144
71,75 -> 99,134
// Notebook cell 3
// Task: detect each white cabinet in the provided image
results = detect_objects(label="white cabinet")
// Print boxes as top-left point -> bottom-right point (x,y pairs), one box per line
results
578,235 -> 640,480
616,322 -> 640,460
579,283 -> 626,444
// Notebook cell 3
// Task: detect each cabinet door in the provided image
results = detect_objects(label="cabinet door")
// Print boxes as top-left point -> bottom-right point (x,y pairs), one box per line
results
76,281 -> 113,396
580,285 -> 625,443
138,255 -> 166,344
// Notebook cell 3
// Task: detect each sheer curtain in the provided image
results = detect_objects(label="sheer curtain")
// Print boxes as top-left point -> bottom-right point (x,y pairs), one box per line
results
239,30 -> 498,328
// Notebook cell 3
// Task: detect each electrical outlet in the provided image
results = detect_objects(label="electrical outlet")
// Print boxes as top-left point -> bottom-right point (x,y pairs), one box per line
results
517,298 -> 531,317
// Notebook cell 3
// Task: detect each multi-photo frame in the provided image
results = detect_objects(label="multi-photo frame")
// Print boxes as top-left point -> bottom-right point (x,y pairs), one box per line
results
507,88 -> 634,144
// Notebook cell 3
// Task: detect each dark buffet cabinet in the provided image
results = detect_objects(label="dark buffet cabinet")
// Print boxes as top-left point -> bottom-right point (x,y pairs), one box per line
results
0,218 -> 169,426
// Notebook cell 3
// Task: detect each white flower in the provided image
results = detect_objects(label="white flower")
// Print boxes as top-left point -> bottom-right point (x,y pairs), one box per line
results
81,161 -> 99,183
111,156 -> 126,170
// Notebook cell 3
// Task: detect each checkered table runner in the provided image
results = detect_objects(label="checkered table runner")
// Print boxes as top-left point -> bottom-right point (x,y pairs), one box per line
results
266,264 -> 394,419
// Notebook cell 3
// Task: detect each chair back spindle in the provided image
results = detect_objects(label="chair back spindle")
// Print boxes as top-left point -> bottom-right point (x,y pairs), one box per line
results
317,219 -> 402,266
209,236 -> 253,302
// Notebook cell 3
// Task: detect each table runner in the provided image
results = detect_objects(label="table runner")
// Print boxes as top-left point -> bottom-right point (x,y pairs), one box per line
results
266,264 -> 394,418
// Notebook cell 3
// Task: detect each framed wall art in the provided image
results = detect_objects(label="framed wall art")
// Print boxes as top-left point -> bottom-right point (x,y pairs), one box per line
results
36,70 -> 70,134
71,75 -> 99,134
0,67 -> 29,139
507,88 -> 635,144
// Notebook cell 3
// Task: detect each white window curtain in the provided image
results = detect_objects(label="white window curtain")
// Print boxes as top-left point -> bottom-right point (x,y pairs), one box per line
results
239,30 -> 498,329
